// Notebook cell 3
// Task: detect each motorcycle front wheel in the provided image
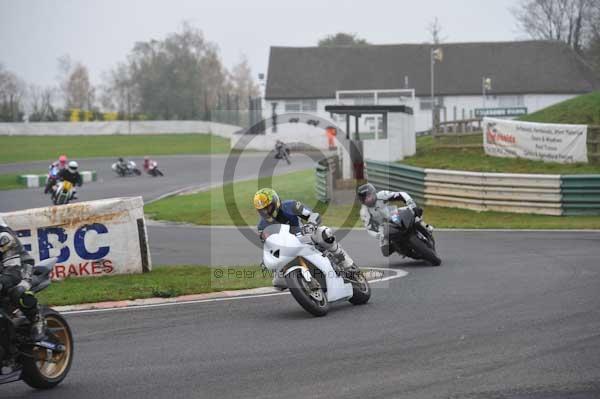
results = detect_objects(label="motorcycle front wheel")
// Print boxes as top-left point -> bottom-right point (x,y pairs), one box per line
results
21,308 -> 74,389
348,270 -> 371,305
408,233 -> 441,266
285,269 -> 329,317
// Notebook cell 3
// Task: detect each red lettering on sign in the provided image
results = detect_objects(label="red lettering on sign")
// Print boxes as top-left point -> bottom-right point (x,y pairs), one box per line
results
102,260 -> 114,274
487,127 -> 516,145
67,264 -> 78,277
78,262 -> 90,275
52,265 -> 66,278
50,260 -> 114,279
92,261 -> 103,275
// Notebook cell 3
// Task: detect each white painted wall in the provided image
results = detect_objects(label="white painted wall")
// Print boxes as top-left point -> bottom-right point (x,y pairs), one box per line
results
0,120 -> 241,139
266,93 -> 579,134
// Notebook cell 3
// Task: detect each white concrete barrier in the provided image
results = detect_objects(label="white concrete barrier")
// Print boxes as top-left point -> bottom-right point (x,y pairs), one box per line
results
18,171 -> 97,188
0,197 -> 151,279
0,121 -> 241,139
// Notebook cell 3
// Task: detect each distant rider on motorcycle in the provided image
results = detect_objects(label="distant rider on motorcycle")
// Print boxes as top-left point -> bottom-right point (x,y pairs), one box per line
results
115,157 -> 129,175
54,161 -> 82,201
357,183 -> 432,257
0,216 -> 45,341
254,188 -> 355,289
44,154 -> 68,194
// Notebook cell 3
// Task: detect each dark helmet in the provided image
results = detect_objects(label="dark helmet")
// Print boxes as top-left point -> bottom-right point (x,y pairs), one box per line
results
253,188 -> 281,221
118,157 -> 124,162
357,183 -> 377,207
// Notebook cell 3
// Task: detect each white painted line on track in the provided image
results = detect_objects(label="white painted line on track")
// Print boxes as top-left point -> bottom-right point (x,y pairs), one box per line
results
61,267 -> 407,316
147,223 -> 600,233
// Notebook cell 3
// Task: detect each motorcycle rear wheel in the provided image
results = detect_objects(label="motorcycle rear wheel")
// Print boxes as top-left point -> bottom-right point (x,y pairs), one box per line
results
21,308 -> 74,389
285,269 -> 329,317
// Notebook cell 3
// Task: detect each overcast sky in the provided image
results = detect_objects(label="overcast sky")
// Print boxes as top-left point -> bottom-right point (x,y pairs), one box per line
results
0,0 -> 521,87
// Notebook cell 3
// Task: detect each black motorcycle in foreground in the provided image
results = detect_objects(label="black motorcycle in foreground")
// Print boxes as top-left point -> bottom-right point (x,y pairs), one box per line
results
0,258 -> 74,389
387,205 -> 441,266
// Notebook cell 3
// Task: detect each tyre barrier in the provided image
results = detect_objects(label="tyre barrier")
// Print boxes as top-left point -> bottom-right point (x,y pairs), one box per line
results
18,171 -> 97,188
365,160 -> 600,216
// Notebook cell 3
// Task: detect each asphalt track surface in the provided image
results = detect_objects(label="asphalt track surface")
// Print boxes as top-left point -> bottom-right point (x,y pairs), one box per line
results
2,228 -> 599,398
2,155 -> 600,398
0,153 -> 316,213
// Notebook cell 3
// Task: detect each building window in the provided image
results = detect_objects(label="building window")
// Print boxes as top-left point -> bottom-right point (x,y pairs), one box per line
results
285,101 -> 301,112
285,100 -> 317,112
420,99 -> 433,110
498,95 -> 524,107
301,99 -> 317,112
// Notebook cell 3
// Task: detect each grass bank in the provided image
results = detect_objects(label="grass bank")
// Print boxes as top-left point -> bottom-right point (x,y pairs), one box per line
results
37,265 -> 271,306
0,134 -> 230,164
402,135 -> 600,174
518,91 -> 600,125
146,169 -> 600,229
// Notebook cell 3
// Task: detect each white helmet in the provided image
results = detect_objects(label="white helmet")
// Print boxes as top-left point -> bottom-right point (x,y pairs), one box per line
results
68,161 -> 79,172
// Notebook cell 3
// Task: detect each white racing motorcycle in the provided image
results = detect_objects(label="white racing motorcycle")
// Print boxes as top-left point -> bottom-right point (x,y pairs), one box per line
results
261,224 -> 371,317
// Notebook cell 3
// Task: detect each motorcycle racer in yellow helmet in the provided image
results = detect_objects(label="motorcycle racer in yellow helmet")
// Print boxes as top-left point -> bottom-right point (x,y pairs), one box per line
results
253,188 -> 320,233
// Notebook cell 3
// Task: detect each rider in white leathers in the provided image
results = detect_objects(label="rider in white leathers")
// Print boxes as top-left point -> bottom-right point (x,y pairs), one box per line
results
357,183 -> 432,257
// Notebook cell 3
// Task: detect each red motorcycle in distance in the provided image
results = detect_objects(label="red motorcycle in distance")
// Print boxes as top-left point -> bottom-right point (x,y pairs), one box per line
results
144,158 -> 164,177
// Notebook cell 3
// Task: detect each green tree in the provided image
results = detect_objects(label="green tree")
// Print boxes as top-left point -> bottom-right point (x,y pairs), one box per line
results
0,64 -> 26,122
104,22 -> 231,120
318,32 -> 369,47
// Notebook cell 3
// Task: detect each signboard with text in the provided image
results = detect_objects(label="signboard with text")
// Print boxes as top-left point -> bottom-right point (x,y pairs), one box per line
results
1,197 -> 151,279
475,108 -> 528,118
483,117 -> 588,164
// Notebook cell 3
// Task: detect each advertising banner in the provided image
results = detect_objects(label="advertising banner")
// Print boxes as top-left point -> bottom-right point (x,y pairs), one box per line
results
1,197 -> 151,279
483,117 -> 588,163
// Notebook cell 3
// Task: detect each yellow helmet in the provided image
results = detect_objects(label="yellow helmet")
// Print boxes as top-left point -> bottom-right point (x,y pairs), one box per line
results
253,188 -> 281,220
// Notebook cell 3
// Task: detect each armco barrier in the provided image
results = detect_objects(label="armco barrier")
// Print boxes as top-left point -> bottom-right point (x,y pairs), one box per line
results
365,160 -> 425,205
18,171 -> 97,188
314,156 -> 338,202
315,163 -> 329,202
425,169 -> 562,215
561,175 -> 600,215
0,197 -> 151,278
365,161 -> 600,216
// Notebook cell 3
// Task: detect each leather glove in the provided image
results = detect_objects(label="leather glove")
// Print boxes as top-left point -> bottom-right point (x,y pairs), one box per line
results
413,206 -> 423,218
301,223 -> 317,235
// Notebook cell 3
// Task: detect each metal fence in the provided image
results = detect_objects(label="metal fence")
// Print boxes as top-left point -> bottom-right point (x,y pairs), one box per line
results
364,160 -> 600,216
363,161 -> 426,205
561,175 -> 600,215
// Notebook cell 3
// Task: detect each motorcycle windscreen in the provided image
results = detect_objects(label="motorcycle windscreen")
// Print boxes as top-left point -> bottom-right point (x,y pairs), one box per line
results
261,224 -> 284,240
397,207 -> 414,230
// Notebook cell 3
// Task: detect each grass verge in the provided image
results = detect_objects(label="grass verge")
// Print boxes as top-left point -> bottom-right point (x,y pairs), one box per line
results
145,169 -> 600,229
403,135 -> 600,174
0,134 -> 230,164
0,171 -> 46,191
37,265 -> 271,306
145,169 -> 362,228
0,173 -> 27,191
